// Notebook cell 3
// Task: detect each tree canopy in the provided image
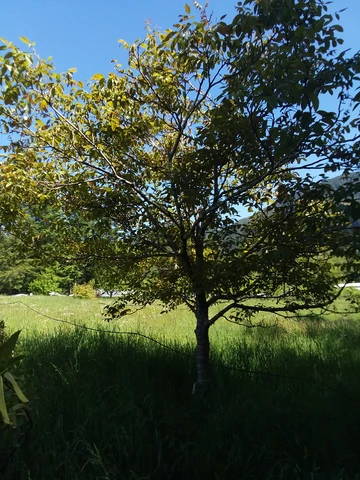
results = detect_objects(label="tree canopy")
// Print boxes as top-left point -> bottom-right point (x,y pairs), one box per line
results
0,0 -> 359,389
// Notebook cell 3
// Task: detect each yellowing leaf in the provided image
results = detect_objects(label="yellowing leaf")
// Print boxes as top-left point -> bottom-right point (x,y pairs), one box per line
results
39,99 -> 48,110
91,73 -> 104,81
4,372 -> 29,403
118,39 -> 129,48
0,37 -> 11,47
19,36 -> 34,46
184,3 -> 190,13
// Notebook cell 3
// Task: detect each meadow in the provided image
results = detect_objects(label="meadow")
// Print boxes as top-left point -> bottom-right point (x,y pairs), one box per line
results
1,294 -> 360,479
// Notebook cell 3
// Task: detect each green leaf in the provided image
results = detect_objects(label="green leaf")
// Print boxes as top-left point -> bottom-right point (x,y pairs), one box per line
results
184,3 -> 190,14
311,95 -> 319,111
0,355 -> 24,376
353,91 -> 360,103
0,376 -> 11,424
0,330 -> 21,367
4,372 -> 29,403
163,30 -> 175,42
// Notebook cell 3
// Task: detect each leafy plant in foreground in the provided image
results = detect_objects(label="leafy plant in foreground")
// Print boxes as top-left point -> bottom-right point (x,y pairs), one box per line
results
0,329 -> 29,426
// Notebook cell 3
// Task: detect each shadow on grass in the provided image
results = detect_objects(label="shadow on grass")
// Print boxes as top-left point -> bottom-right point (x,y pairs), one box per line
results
3,321 -> 360,480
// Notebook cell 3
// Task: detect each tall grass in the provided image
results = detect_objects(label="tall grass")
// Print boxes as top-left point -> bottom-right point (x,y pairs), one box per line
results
1,296 -> 360,479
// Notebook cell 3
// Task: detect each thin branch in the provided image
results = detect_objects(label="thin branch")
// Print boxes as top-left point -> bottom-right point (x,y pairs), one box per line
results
222,315 -> 277,329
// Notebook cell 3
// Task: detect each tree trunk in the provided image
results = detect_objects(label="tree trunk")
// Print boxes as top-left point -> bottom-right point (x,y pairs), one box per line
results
193,293 -> 211,395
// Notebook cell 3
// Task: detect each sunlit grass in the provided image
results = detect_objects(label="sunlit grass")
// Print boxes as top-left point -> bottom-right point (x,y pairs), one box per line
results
1,293 -> 358,345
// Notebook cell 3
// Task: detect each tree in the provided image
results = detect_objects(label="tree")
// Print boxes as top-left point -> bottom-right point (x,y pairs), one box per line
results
0,0 -> 359,391
0,231 -> 38,294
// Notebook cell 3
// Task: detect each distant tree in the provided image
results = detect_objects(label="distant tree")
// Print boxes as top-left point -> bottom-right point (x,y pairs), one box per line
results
0,211 -> 89,295
0,231 -> 38,294
0,0 -> 359,390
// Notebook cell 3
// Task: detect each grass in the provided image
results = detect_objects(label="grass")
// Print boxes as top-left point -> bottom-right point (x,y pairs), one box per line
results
1,293 -> 357,342
1,295 -> 360,479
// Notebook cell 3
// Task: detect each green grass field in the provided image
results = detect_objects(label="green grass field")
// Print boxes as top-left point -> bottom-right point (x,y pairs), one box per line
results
1,293 -> 356,342
1,295 -> 360,479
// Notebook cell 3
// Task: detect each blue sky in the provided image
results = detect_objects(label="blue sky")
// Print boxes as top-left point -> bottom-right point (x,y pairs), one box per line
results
1,1 -> 359,81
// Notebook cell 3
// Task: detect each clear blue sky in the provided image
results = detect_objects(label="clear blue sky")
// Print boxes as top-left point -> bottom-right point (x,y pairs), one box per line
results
1,1 -> 359,81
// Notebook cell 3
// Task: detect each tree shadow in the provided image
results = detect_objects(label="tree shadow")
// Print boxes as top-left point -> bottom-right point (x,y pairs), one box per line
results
2,325 -> 360,479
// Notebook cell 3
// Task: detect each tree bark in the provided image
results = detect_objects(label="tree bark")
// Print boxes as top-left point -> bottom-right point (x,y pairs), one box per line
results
193,293 -> 211,395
